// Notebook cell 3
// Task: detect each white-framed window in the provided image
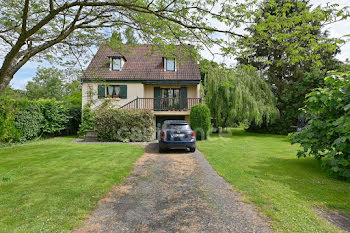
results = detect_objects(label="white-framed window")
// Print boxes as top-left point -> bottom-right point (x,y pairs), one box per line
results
165,58 -> 176,72
98,84 -> 127,99
111,58 -> 121,71
106,85 -> 121,98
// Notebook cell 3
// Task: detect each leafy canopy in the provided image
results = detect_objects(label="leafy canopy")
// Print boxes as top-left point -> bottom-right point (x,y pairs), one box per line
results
25,67 -> 82,108
0,0 -> 255,92
291,72 -> 350,180
238,0 -> 348,133
205,65 -> 279,129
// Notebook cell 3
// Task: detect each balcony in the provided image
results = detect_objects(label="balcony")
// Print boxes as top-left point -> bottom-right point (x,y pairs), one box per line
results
120,97 -> 202,111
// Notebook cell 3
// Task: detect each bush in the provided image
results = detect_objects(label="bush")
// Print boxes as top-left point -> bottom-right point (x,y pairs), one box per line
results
39,99 -> 69,135
15,101 -> 43,141
290,72 -> 350,180
95,109 -> 154,142
0,98 -> 69,142
78,105 -> 95,137
0,98 -> 20,142
190,104 -> 211,140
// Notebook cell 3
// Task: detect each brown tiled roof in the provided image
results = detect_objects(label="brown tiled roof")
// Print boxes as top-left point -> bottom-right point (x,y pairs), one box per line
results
83,45 -> 201,81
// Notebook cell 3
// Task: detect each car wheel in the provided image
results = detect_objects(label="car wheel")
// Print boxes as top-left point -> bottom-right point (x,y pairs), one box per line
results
189,147 -> 196,152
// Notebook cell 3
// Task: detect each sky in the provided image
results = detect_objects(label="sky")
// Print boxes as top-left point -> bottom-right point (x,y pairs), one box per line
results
9,0 -> 350,90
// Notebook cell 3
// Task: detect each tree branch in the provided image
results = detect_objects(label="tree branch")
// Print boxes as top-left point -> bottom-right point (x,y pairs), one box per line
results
21,0 -> 30,35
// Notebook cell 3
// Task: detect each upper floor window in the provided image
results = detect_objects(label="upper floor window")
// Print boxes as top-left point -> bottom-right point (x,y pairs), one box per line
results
165,58 -> 176,72
111,57 -> 121,71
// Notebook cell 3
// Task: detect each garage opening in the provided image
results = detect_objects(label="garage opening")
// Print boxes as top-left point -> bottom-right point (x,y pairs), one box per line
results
156,116 -> 185,139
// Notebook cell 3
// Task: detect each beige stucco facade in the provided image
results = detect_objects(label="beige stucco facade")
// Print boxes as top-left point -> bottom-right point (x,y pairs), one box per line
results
82,82 -> 200,114
143,84 -> 200,99
82,82 -> 144,109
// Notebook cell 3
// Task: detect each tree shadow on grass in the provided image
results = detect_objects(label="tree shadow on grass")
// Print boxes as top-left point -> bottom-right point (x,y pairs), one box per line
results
249,156 -> 350,214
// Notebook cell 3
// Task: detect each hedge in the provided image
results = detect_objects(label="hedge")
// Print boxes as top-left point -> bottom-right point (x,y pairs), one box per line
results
95,109 -> 154,142
0,98 -> 21,142
78,105 -> 95,137
190,104 -> 211,140
15,101 -> 44,141
0,98 -> 69,143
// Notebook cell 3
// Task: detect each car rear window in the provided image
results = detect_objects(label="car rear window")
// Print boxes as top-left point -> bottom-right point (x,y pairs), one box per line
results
164,124 -> 191,130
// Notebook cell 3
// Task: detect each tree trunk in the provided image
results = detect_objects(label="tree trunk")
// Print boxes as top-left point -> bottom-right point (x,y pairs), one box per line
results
0,70 -> 15,92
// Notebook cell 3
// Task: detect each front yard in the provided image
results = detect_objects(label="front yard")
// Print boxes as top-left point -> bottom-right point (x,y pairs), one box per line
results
197,128 -> 350,233
0,138 -> 143,232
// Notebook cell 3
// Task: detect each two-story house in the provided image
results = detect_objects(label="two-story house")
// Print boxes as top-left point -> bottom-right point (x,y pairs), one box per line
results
82,44 -> 201,129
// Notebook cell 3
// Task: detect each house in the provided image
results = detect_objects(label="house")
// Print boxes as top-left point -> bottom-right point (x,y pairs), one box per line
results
82,44 -> 202,129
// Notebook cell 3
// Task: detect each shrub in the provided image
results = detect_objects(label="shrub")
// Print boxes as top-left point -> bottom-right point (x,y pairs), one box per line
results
0,98 -> 20,142
15,101 -> 44,141
78,105 -> 95,137
190,104 -> 211,140
95,109 -> 154,142
290,72 -> 350,180
39,99 -> 69,135
0,98 -> 69,142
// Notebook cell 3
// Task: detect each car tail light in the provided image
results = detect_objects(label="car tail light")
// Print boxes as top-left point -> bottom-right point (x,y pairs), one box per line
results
161,131 -> 166,139
191,131 -> 195,139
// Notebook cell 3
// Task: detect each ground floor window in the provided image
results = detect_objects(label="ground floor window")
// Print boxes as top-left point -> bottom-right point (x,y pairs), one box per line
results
107,85 -> 121,98
97,84 -> 127,99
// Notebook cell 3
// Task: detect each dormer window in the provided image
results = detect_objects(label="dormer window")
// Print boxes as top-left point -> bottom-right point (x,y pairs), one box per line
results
111,58 -> 121,71
165,58 -> 176,72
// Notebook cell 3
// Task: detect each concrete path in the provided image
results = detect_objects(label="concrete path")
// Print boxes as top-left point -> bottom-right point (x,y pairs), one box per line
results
74,143 -> 272,233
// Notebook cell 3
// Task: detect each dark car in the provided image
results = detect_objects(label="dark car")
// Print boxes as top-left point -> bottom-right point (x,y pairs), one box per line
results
159,120 -> 196,153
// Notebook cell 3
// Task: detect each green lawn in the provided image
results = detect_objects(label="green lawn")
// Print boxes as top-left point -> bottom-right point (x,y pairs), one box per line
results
0,137 -> 144,232
197,128 -> 350,233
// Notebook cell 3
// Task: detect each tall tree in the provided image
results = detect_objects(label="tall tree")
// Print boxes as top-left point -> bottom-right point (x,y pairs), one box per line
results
205,66 -> 279,130
26,67 -> 65,100
238,0 -> 349,134
0,0 -> 255,93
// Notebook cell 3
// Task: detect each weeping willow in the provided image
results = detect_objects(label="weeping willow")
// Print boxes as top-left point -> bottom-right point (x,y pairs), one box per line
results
205,65 -> 279,128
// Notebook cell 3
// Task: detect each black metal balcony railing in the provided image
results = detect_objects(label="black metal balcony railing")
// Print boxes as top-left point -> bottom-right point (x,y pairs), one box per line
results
121,97 -> 202,111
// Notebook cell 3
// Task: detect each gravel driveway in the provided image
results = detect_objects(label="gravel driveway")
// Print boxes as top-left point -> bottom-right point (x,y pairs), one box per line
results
74,143 -> 272,233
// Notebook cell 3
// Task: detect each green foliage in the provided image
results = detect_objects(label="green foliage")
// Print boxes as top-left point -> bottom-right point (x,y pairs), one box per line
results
0,97 -> 69,142
239,0 -> 344,133
205,65 -> 279,129
25,67 -> 83,107
78,105 -> 95,137
248,67 -> 328,134
26,67 -> 66,100
0,98 -> 20,142
95,109 -> 154,142
39,99 -> 69,134
190,104 -> 211,140
63,80 -> 82,108
291,72 -> 350,179
14,101 -> 43,141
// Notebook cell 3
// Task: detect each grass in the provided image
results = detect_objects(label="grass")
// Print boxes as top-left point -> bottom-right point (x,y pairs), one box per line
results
0,137 -> 144,232
197,128 -> 350,233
